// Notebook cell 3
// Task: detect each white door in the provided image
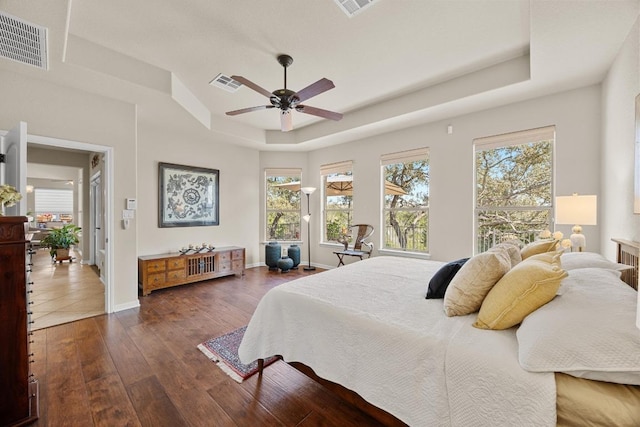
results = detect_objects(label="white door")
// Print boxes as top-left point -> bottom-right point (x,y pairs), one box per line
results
90,173 -> 104,269
0,122 -> 28,215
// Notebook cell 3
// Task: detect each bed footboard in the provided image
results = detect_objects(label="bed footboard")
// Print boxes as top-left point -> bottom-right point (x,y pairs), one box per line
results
612,238 -> 639,290
289,362 -> 407,427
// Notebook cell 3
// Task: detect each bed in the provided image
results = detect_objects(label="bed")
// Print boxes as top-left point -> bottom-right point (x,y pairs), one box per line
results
238,244 -> 640,426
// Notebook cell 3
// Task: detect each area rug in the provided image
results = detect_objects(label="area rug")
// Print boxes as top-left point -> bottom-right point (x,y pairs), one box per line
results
197,325 -> 278,383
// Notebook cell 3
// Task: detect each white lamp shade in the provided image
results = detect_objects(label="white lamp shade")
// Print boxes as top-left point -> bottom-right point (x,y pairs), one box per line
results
301,187 -> 316,195
555,195 -> 597,225
303,214 -> 311,223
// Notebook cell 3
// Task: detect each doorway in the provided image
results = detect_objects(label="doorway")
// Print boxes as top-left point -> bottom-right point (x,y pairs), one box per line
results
32,148 -> 113,330
26,161 -> 104,329
2,124 -> 114,327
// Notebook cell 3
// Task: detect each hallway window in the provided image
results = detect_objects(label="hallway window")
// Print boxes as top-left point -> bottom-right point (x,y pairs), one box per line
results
34,188 -> 73,224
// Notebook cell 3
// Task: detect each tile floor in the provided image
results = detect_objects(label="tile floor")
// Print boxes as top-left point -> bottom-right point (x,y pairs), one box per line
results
30,247 -> 105,330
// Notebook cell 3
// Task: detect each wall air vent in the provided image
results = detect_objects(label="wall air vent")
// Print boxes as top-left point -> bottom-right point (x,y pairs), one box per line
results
333,0 -> 378,17
209,73 -> 242,93
0,11 -> 48,70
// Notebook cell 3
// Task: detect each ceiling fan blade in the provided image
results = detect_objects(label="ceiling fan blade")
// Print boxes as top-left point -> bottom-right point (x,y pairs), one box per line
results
226,105 -> 274,116
231,75 -> 273,98
281,111 -> 293,132
293,78 -> 335,103
296,105 -> 343,121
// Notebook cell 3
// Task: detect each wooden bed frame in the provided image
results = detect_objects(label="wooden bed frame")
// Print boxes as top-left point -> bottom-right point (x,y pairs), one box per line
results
256,358 -> 405,425
612,238 -> 639,290
257,240 -> 640,426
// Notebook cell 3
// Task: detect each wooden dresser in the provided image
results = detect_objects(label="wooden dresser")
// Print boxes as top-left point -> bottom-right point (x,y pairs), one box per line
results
138,246 -> 245,295
0,216 -> 39,426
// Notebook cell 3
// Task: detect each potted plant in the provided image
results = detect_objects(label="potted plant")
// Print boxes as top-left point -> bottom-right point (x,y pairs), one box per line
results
0,184 -> 22,215
40,223 -> 81,261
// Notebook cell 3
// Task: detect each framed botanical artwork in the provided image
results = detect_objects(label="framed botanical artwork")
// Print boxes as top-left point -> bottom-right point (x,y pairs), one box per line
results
158,162 -> 219,227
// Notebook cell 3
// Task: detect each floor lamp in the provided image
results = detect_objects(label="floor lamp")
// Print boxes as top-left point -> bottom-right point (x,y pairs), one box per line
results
301,186 -> 316,271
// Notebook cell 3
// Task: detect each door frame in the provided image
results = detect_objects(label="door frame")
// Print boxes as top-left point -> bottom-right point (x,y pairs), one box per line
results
27,134 -> 114,313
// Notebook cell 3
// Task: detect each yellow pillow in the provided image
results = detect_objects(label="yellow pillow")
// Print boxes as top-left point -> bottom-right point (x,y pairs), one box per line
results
443,248 -> 511,317
492,242 -> 522,267
525,250 -> 562,265
520,240 -> 558,260
473,259 -> 567,330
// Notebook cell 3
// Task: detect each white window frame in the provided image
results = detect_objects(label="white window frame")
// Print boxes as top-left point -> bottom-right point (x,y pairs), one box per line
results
34,188 -> 74,222
381,148 -> 430,253
265,168 -> 302,242
320,160 -> 353,243
473,126 -> 555,253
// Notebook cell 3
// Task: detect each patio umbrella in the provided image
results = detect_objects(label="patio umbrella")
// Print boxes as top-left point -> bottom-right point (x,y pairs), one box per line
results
273,175 -> 406,196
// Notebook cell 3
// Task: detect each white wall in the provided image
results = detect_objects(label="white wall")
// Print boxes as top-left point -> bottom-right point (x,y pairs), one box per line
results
0,69 -> 138,310
306,85 -> 602,268
600,16 -> 640,328
601,17 -> 640,260
4,31 -> 636,308
136,122 -> 261,266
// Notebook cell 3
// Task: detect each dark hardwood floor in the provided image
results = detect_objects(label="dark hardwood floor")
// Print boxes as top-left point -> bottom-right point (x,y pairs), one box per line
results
30,266 -> 387,426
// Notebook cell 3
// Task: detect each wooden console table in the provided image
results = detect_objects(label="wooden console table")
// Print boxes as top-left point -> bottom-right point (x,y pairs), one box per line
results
138,246 -> 245,295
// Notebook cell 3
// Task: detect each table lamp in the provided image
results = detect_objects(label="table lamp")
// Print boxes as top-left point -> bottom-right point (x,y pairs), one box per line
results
555,194 -> 597,252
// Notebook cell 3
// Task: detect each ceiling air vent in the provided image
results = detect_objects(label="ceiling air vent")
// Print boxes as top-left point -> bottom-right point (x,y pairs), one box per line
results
209,73 -> 242,93
333,0 -> 378,17
0,11 -> 48,70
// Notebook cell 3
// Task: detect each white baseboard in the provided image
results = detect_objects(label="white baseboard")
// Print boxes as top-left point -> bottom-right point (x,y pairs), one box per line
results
113,299 -> 140,313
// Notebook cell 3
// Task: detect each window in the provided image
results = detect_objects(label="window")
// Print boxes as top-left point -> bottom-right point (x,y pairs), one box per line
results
474,126 -> 555,253
34,188 -> 74,223
265,168 -> 301,241
381,148 -> 429,252
321,161 -> 353,242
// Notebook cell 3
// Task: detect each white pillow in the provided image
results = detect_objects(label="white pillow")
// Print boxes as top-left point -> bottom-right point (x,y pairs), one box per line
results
517,268 -> 640,385
560,251 -> 630,271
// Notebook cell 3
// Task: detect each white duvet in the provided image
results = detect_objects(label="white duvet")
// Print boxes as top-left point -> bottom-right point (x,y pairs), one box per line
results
238,256 -> 555,426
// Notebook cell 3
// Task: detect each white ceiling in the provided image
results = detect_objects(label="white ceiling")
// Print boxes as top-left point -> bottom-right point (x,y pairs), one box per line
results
0,0 -> 638,150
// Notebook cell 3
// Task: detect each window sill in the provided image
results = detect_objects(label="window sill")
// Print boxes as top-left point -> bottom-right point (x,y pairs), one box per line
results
378,249 -> 431,260
262,241 -> 303,245
320,242 -> 345,249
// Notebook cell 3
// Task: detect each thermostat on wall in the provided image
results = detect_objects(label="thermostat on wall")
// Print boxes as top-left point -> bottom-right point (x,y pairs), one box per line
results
126,198 -> 137,210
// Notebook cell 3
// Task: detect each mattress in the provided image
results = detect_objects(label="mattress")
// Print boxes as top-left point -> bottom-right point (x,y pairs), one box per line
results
239,256 -> 556,426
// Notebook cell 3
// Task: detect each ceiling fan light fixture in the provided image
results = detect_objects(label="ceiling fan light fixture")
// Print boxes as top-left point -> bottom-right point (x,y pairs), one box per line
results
225,54 -> 342,131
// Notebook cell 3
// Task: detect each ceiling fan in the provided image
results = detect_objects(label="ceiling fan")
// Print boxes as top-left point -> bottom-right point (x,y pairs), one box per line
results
225,54 -> 343,132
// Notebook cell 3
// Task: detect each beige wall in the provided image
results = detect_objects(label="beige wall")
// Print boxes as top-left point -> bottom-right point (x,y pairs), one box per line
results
136,121 -> 261,267
601,17 -> 640,260
2,28 -> 637,309
304,85 -> 602,268
600,16 -> 640,327
0,68 -> 138,310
